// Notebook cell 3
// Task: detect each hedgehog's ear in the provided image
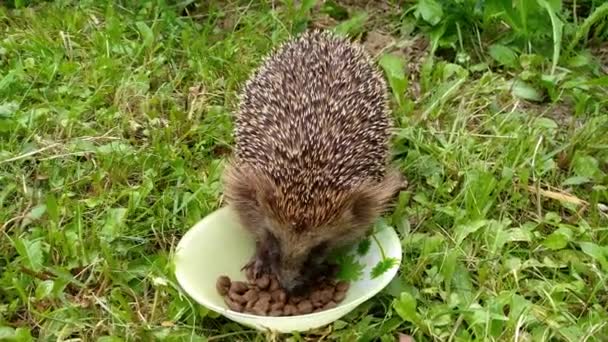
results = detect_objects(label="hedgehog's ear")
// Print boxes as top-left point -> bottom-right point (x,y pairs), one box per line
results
349,167 -> 405,226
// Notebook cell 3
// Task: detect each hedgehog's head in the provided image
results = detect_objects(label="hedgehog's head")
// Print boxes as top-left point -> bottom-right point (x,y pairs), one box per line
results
223,161 -> 404,293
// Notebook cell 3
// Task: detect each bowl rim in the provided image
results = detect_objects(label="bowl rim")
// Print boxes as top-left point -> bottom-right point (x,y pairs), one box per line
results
174,206 -> 403,321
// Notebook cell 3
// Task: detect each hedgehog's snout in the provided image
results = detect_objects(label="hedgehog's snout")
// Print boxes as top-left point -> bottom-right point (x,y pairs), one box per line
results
276,267 -> 306,294
277,255 -> 330,295
275,256 -> 318,295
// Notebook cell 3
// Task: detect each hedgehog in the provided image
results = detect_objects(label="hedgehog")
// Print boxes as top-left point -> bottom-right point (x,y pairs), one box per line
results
222,29 -> 404,293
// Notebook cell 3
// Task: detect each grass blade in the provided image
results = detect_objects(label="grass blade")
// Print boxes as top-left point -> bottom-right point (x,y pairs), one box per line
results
568,2 -> 608,51
537,0 -> 563,75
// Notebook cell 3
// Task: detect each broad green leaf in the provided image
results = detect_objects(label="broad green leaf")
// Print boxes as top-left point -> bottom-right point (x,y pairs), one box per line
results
533,117 -> 557,130
321,0 -> 348,20
544,212 -> 562,224
0,70 -> 19,93
0,327 -> 15,339
508,294 -> 532,324
96,142 -> 135,155
385,276 -> 409,298
13,238 -> 44,272
21,204 -> 46,227
46,194 -> 59,223
100,208 -> 128,242
96,337 -> 125,342
559,326 -> 587,342
441,249 -> 459,289
504,258 -> 522,272
299,0 -> 317,13
562,176 -> 590,186
542,227 -> 573,250
333,11 -> 367,37
452,262 -> 474,304
15,328 -> 34,342
417,0 -> 444,26
511,80 -> 543,102
579,242 -> 608,271
488,44 -> 518,68
135,21 -> 154,48
394,291 -> 418,323
379,53 -> 408,108
0,101 -> 19,118
572,154 -> 602,179
567,54 -> 592,68
488,222 -> 510,255
35,280 -> 55,300
505,228 -> 533,242
454,220 -> 488,245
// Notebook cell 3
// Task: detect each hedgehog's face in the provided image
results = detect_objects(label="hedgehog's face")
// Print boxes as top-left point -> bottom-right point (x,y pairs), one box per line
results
223,162 -> 404,293
258,228 -> 327,294
260,219 -> 343,293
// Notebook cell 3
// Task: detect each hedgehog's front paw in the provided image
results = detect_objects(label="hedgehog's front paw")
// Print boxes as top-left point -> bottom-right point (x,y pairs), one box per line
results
242,251 -> 270,279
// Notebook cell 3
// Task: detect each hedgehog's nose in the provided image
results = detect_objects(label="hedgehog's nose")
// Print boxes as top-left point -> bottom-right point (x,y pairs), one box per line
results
278,270 -> 306,295
286,283 -> 308,296
279,277 -> 301,294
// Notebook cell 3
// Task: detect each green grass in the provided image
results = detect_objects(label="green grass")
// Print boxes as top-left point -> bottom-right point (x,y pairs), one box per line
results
1,0 -> 607,341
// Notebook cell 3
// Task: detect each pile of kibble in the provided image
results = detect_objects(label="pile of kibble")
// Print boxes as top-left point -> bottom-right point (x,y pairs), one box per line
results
216,271 -> 349,316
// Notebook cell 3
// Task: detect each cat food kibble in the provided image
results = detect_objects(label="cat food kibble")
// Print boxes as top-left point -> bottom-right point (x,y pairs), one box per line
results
333,290 -> 346,303
229,281 -> 248,294
336,281 -> 350,292
296,299 -> 313,314
242,289 -> 258,303
255,274 -> 270,290
216,276 -> 231,296
283,304 -> 297,316
224,296 -> 243,312
216,265 -> 349,316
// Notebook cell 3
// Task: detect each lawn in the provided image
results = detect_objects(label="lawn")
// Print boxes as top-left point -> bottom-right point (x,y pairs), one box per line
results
1,0 -> 607,341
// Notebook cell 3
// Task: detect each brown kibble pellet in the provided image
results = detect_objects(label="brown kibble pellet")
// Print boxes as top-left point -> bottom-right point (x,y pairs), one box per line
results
230,281 -> 248,294
336,281 -> 350,292
228,290 -> 247,304
245,299 -> 257,312
289,295 -> 303,304
320,288 -> 334,303
269,309 -> 283,316
252,306 -> 268,316
324,301 -> 337,310
242,289 -> 259,303
255,274 -> 270,289
310,290 -> 325,307
271,302 -> 284,311
283,303 -> 297,316
216,276 -> 231,295
271,289 -> 287,304
297,299 -> 313,314
252,298 -> 270,315
269,276 -> 280,291
258,291 -> 271,302
218,261 -> 348,316
224,296 -> 243,312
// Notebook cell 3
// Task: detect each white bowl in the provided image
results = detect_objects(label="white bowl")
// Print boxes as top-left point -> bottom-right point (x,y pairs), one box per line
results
174,206 -> 402,333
